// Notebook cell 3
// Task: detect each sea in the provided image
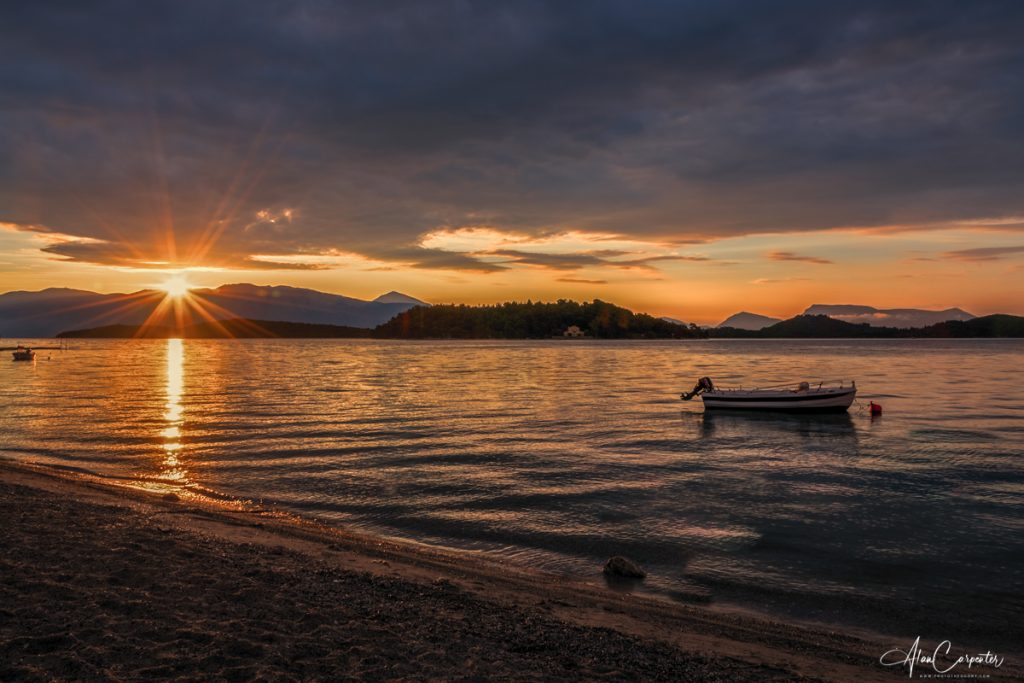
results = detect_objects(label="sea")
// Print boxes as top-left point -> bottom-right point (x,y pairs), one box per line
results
2,338 -> 1022,649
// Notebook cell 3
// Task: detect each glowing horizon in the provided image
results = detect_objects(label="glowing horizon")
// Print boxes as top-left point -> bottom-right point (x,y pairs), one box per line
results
2,221 -> 1020,326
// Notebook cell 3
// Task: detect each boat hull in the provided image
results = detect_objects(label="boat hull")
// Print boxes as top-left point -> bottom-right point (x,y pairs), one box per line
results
701,387 -> 856,413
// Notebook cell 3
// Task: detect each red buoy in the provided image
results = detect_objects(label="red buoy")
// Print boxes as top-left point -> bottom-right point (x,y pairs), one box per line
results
869,401 -> 883,416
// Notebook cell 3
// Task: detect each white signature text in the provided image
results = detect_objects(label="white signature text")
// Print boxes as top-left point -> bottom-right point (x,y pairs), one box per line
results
880,637 -> 1004,678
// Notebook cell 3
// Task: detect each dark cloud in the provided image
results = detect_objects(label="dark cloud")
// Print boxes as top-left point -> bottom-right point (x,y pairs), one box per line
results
40,240 -> 151,268
2,1 -> 1023,271
611,254 -> 714,270
483,249 -> 717,272
373,246 -> 507,273
753,277 -> 813,284
40,237 -> 331,270
941,245 -> 1024,262
239,258 -> 331,271
767,251 -> 834,265
556,278 -> 607,285
489,249 -> 607,270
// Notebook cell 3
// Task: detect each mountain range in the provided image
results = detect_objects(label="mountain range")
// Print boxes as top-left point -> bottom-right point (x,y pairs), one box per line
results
0,284 -> 427,338
0,283 -> 1004,338
59,310 -> 1024,340
802,304 -> 974,328
716,312 -> 783,330
718,305 -> 975,330
710,314 -> 1024,339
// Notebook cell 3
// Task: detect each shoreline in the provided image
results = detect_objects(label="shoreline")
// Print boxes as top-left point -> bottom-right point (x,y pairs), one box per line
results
12,337 -> 1024,345
5,460 -> 1014,681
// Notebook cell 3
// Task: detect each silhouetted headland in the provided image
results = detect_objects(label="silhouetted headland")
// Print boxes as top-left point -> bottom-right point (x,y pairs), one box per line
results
55,304 -> 1024,339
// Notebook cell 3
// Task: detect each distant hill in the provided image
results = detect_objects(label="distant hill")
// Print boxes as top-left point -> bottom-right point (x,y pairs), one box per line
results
0,284 -> 422,337
713,305 -> 980,333
754,315 -> 880,338
373,291 -> 428,305
916,314 -> 1024,338
660,316 -> 688,326
802,304 -> 974,328
717,311 -> 782,330
713,313 -> 1024,338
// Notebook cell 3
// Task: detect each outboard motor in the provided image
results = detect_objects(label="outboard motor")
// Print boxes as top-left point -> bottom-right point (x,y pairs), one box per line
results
681,377 -> 714,401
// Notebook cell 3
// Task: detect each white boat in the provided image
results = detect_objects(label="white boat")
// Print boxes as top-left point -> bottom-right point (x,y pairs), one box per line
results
12,346 -> 35,361
681,377 -> 856,413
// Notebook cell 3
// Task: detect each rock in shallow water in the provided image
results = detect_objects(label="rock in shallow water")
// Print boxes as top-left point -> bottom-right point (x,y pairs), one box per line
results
603,556 -> 647,579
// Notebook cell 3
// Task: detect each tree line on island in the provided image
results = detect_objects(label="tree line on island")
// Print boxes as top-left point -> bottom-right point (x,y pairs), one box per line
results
374,300 -> 702,338
56,301 -> 1024,339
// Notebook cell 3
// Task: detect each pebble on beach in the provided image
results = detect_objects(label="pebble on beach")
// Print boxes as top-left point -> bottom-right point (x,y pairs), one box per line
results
603,556 -> 647,579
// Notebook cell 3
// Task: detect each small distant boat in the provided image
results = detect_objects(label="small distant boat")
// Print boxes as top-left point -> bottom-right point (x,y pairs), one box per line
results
12,346 -> 35,361
682,377 -> 856,413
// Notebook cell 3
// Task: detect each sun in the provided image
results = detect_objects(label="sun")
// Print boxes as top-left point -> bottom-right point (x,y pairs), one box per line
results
159,274 -> 192,299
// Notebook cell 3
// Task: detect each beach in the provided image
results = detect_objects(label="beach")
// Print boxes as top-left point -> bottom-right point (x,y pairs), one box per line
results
4,461 -> 1006,682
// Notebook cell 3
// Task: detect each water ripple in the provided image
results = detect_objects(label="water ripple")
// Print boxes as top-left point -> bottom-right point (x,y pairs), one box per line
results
1,337 -> 1022,647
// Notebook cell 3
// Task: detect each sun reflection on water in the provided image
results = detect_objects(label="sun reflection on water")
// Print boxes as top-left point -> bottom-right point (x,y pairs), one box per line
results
161,338 -> 187,483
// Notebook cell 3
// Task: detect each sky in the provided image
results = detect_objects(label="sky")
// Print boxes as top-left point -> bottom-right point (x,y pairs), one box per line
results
1,1 -> 1022,325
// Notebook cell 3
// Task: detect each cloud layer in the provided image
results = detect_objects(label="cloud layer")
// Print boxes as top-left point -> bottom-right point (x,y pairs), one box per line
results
2,1 -> 1023,276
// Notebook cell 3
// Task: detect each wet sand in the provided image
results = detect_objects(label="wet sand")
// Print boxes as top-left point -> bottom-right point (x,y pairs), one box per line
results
0,462 -> 1014,681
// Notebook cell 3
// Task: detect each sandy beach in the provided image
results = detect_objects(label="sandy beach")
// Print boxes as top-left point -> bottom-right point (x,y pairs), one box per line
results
0,461 -> 1016,682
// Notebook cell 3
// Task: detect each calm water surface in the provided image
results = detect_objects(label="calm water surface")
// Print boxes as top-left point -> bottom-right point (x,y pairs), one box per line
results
2,339 -> 1022,646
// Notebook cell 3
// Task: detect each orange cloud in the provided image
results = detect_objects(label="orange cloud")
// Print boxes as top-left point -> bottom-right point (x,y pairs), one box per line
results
767,251 -> 833,265
556,277 -> 607,284
940,245 -> 1024,262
